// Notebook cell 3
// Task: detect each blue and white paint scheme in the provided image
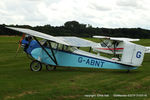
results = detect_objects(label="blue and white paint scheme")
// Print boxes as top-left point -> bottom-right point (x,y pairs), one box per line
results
31,47 -> 138,70
7,27 -> 148,72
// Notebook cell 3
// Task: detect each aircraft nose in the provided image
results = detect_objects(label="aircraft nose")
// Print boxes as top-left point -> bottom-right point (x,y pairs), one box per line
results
20,39 -> 29,48
20,40 -> 25,48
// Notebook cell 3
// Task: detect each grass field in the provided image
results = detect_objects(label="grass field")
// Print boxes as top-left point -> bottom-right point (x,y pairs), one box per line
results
0,36 -> 150,100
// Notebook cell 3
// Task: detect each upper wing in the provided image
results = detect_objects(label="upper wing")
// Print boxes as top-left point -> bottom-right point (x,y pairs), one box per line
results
93,36 -> 139,42
7,27 -> 96,47
110,37 -> 139,42
57,36 -> 97,47
93,36 -> 110,39
7,27 -> 69,45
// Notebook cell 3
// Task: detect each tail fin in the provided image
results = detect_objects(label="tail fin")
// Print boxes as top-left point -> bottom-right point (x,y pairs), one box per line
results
121,42 -> 145,66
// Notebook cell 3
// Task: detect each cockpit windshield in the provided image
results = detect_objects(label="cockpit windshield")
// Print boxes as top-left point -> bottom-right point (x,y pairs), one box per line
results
100,40 -> 119,48
100,40 -> 112,47
43,40 -> 77,52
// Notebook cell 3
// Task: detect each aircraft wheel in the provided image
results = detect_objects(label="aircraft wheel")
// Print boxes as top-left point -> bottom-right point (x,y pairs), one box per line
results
46,65 -> 56,71
30,60 -> 42,71
127,69 -> 130,73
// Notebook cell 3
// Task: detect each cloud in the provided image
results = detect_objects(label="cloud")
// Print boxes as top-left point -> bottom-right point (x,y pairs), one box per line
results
0,0 -> 150,29
89,0 -> 115,11
89,3 -> 112,11
117,0 -> 140,7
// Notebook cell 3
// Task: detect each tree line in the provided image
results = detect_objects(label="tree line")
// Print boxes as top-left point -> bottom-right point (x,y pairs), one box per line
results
0,21 -> 150,38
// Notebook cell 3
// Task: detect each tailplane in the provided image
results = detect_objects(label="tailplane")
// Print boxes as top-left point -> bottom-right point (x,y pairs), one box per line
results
145,47 -> 150,53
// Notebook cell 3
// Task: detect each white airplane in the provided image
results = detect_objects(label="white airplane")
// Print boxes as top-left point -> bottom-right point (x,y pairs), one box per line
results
6,27 -> 150,72
92,36 -> 150,55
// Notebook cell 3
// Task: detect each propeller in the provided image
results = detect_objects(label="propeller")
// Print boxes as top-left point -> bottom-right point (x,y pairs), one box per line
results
15,34 -> 25,57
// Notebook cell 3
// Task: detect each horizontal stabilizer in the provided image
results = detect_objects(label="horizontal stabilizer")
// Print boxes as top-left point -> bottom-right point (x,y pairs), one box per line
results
145,47 -> 150,53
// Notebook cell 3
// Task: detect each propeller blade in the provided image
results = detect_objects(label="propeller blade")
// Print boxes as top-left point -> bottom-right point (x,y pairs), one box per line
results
15,34 -> 25,57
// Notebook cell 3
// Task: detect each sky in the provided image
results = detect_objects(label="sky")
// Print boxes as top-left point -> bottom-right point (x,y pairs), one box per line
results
1,0 -> 150,29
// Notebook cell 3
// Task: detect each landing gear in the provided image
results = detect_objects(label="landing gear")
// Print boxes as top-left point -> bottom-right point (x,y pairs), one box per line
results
46,65 -> 56,71
30,60 -> 42,71
127,69 -> 130,73
30,60 -> 57,71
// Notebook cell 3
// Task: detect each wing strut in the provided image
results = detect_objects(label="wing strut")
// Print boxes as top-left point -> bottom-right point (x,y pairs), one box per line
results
99,39 -> 119,58
33,36 -> 58,65
47,41 -> 58,66
99,39 -> 114,53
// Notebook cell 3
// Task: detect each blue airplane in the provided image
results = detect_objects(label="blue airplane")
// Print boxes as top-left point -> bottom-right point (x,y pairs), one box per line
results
7,27 -> 149,72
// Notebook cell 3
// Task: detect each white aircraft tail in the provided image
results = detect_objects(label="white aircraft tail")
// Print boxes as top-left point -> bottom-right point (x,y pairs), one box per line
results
121,42 -> 145,66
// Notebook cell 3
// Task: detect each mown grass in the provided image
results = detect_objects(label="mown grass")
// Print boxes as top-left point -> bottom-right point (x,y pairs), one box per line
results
0,36 -> 150,100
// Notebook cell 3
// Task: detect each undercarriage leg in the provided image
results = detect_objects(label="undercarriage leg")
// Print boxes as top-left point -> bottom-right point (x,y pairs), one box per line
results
127,69 -> 130,73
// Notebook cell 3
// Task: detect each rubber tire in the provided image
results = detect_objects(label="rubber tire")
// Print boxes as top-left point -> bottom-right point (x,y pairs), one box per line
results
46,65 -> 56,71
30,60 -> 42,71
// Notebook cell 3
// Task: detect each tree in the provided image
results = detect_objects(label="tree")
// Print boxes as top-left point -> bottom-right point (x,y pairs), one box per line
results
64,21 -> 80,29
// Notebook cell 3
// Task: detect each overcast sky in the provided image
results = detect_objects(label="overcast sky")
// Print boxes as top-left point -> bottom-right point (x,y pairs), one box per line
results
1,0 -> 150,29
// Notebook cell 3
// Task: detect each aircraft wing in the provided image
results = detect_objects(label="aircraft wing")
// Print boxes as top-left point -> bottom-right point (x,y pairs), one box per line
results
7,27 -> 69,45
7,27 -> 96,47
110,37 -> 139,42
93,36 -> 139,42
57,37 -> 97,47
